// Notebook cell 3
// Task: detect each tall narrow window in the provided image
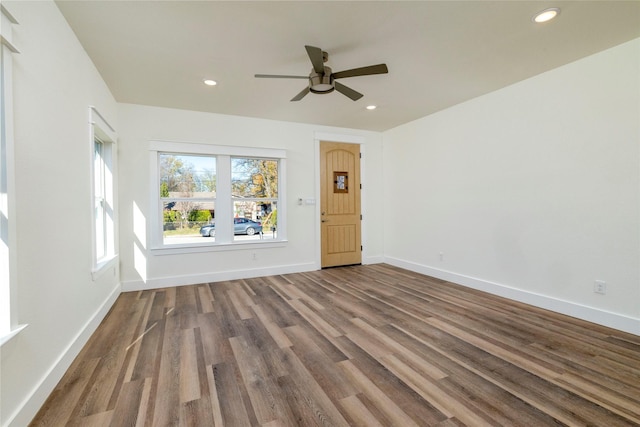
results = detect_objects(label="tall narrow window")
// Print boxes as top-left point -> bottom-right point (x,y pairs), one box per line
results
1,4 -> 25,344
90,108 -> 117,277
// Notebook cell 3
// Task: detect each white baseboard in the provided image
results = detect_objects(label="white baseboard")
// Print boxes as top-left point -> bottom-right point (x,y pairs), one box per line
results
6,284 -> 122,427
121,262 -> 318,292
384,257 -> 640,336
363,255 -> 385,265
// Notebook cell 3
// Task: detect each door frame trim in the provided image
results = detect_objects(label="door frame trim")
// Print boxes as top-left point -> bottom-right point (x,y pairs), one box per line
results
314,132 -> 366,269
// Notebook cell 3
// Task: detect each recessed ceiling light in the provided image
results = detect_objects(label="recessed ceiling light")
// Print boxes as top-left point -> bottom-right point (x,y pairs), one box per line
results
366,105 -> 377,110
203,79 -> 217,86
533,7 -> 560,23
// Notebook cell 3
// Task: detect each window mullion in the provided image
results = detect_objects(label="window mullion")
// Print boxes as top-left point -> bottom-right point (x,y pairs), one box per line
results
216,155 -> 233,243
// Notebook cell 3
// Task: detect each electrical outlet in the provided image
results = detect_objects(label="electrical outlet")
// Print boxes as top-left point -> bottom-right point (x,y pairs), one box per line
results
439,252 -> 444,262
594,280 -> 606,295
252,252 -> 257,261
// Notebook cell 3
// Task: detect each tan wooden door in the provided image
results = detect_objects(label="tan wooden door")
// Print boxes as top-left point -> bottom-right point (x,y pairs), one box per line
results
320,141 -> 362,268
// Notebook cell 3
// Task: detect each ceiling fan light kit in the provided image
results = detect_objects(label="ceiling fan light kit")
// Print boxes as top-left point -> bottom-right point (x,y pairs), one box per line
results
255,45 -> 388,101
309,67 -> 334,94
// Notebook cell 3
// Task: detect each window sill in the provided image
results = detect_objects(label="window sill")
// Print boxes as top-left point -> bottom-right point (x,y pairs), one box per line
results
92,254 -> 118,281
0,324 -> 28,347
151,239 -> 288,256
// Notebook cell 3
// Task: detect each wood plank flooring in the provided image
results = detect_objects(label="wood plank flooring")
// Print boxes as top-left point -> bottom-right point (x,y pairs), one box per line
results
31,264 -> 640,426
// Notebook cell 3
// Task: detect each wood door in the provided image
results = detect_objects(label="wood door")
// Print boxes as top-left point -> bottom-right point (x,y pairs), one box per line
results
320,141 -> 362,268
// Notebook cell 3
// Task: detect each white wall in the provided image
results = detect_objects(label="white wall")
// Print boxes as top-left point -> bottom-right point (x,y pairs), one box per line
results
0,2 -> 120,426
383,38 -> 640,335
117,104 -> 384,291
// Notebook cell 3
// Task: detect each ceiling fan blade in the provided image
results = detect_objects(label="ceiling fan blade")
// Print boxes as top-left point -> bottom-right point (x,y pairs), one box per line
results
332,64 -> 388,80
291,86 -> 310,101
255,74 -> 309,79
335,81 -> 363,101
305,45 -> 325,74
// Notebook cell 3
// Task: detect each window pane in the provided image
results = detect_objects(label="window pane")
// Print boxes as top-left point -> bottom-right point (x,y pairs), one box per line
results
163,201 -> 215,244
231,158 -> 277,198
94,141 -> 104,198
233,201 -> 277,241
160,154 -> 216,198
95,198 -> 105,259
94,140 -> 106,259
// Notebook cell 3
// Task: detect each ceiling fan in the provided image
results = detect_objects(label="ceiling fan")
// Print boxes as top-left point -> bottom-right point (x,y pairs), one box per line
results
255,45 -> 388,102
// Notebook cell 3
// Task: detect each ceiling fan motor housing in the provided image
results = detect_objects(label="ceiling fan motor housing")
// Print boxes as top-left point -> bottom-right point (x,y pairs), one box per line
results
309,66 -> 334,94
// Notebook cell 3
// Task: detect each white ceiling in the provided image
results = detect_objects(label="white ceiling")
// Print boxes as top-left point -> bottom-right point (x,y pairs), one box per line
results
55,1 -> 640,132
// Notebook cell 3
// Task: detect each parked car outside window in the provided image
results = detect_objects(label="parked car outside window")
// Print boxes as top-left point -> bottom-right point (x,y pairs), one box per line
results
200,218 -> 263,237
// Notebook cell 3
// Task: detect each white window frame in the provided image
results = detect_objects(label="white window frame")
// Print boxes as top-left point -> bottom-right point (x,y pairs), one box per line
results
89,107 -> 118,279
1,4 -> 27,346
149,140 -> 287,254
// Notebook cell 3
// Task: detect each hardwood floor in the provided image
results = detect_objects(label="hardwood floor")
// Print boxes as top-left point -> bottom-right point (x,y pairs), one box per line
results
31,264 -> 640,426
